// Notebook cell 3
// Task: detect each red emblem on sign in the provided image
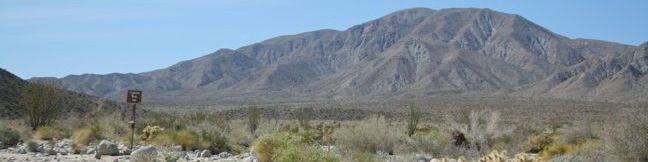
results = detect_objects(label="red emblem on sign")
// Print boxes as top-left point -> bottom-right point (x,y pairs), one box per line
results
127,90 -> 142,103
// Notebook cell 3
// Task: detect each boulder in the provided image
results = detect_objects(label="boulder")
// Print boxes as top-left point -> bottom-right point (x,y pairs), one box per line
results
199,149 -> 212,157
94,140 -> 119,159
218,152 -> 232,158
130,146 -> 158,162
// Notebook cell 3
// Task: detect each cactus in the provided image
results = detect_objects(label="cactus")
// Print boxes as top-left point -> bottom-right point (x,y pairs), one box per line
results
512,153 -> 539,162
140,125 -> 164,142
479,150 -> 507,162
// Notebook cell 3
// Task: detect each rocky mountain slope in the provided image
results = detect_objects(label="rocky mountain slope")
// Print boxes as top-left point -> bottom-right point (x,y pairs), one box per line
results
0,68 -> 120,119
30,8 -> 645,104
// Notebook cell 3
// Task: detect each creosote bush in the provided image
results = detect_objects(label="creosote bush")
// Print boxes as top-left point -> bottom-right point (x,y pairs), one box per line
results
21,84 -> 65,130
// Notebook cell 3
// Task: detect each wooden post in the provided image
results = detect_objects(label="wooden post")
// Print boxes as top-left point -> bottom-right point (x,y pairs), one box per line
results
130,103 -> 136,150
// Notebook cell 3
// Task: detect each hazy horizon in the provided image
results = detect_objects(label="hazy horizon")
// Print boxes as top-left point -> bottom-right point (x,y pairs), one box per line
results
1,0 -> 647,79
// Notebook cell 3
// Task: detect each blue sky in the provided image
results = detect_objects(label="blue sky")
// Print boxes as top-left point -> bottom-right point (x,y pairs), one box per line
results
1,0 -> 647,79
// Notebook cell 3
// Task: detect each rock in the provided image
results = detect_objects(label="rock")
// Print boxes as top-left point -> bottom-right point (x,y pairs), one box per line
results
86,147 -> 96,154
415,154 -> 432,162
199,149 -> 212,157
218,152 -> 232,158
0,141 -> 4,149
241,156 -> 257,162
130,146 -> 158,162
16,147 -> 26,154
118,143 -> 132,155
95,140 -> 119,159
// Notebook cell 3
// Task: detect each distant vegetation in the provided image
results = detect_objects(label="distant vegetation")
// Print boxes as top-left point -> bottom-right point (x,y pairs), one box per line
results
2,98 -> 646,161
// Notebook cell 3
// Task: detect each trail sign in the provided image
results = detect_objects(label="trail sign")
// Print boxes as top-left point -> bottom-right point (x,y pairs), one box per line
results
127,90 -> 142,103
126,90 -> 142,150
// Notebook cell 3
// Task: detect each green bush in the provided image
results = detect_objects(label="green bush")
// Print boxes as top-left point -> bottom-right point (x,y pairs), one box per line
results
252,132 -> 338,162
274,144 -> 339,162
253,132 -> 303,162
0,128 -> 21,147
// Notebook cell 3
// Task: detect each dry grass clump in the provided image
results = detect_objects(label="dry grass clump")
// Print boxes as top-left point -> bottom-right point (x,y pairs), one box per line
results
71,126 -> 102,148
32,126 -> 69,140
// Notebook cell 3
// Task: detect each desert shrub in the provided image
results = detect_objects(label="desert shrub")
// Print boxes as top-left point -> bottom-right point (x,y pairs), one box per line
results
21,84 -> 65,130
273,144 -> 339,162
349,152 -> 377,162
174,129 -> 200,150
142,112 -> 183,130
253,132 -> 304,162
540,143 -> 576,160
0,128 -> 21,147
407,104 -> 420,137
296,108 -> 314,129
253,131 -> 337,162
602,108 -> 648,162
197,127 -> 230,153
160,148 -> 181,162
523,132 -> 556,153
33,126 -> 69,140
333,116 -> 402,156
227,120 -> 255,149
445,110 -> 510,158
26,140 -> 38,152
395,134 -> 443,156
248,106 -> 261,135
71,126 -> 102,147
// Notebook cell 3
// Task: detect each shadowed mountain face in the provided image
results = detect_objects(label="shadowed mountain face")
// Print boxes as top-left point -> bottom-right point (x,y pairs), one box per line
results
0,68 -> 120,119
30,8 -> 646,104
0,68 -> 28,118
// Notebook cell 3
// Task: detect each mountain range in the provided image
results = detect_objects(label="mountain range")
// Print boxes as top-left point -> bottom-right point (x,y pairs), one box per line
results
29,8 -> 648,104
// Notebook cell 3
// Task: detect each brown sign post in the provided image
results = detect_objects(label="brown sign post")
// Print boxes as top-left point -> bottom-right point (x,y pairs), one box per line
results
126,90 -> 142,150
